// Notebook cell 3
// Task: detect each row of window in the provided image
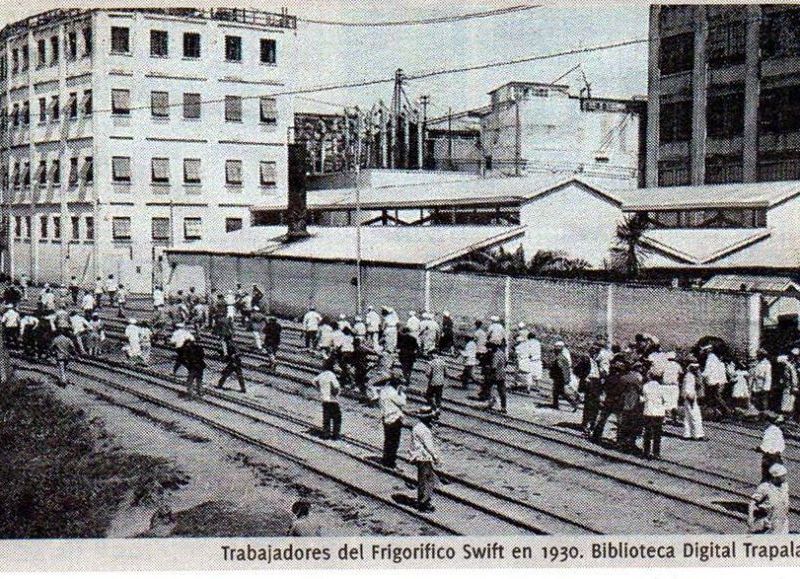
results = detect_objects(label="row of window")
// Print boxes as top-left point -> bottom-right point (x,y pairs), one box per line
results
0,27 -> 92,80
111,88 -> 277,124
3,157 -> 93,189
643,208 -> 767,229
14,215 -> 94,240
111,26 -> 276,64
657,155 -> 800,186
12,214 -> 243,242
4,90 -> 92,128
110,157 -> 277,187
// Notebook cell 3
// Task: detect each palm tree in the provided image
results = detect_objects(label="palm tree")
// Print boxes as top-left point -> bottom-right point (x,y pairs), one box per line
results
610,212 -> 651,278
527,250 -> 590,277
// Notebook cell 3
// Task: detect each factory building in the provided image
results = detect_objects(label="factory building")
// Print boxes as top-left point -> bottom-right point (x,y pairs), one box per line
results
0,7 -> 296,292
647,4 -> 800,187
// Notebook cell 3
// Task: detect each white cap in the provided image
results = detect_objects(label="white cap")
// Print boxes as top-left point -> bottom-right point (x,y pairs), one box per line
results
367,306 -> 374,311
554,340 -> 565,348
777,355 -> 789,363
129,318 -> 137,324
422,312 -> 433,319
793,348 -> 800,356
665,351 -> 677,360
769,463 -> 788,477
354,316 -> 362,321
443,310 -> 450,316
517,322 -> 526,329
490,315 -> 500,322
409,310 -> 416,316
252,306 -> 260,311
339,313 -> 347,320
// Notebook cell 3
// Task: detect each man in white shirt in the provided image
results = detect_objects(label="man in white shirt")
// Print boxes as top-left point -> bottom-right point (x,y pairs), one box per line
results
170,323 -> 194,375
749,463 -> 790,535
302,307 -> 323,349
69,311 -> 91,355
1,304 -> 21,349
410,407 -> 440,512
315,359 -> 341,441
379,371 -> 407,469
81,291 -> 96,317
418,312 -> 439,356
460,336 -> 478,391
39,286 -> 55,312
405,311 -> 420,341
486,315 -> 506,348
751,349 -> 773,411
152,286 -> 165,309
701,345 -> 729,416
759,412 -> 786,482
365,306 -> 381,349
640,369 -> 667,459
382,307 -> 399,353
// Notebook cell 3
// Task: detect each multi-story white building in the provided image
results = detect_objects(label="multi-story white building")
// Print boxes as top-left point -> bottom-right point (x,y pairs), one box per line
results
0,7 -> 296,292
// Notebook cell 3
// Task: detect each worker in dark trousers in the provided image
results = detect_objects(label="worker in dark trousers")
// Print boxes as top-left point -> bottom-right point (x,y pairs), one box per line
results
183,338 -> 206,400
263,316 -> 282,371
314,357 -> 341,440
379,370 -> 407,469
397,327 -> 418,386
217,338 -> 246,393
486,343 -> 508,413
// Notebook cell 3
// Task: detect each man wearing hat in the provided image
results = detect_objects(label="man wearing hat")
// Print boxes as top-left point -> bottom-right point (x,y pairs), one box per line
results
382,307 -> 399,353
418,312 -> 440,357
248,305 -> 267,351
170,322 -> 194,376
378,370 -> 407,469
701,343 -> 729,417
124,318 -> 142,364
549,340 -> 579,411
751,349 -> 773,411
287,499 -> 322,537
1,303 -> 20,350
748,463 -> 790,534
486,315 -> 506,348
758,412 -> 785,482
681,356 -> 705,441
365,306 -> 381,350
314,357 -> 342,441
409,406 -> 440,512
352,315 -> 367,340
438,311 -> 454,354
405,310 -> 421,341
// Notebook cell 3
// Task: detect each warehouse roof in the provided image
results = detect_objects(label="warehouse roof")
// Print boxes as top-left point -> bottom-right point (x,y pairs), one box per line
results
641,228 -> 772,265
253,174 -> 624,211
703,275 -> 800,295
165,225 -> 526,269
618,181 -> 800,211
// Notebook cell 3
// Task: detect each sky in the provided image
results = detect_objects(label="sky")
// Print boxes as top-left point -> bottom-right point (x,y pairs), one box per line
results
1,1 -> 651,118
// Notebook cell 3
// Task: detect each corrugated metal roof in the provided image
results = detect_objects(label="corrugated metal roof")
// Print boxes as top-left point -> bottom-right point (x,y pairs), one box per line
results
703,274 -> 800,294
617,181 -> 800,211
253,174 -> 624,211
165,225 -> 526,269
641,228 -> 772,265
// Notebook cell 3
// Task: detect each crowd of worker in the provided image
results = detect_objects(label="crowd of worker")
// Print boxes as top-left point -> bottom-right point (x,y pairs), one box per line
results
0,277 -> 791,532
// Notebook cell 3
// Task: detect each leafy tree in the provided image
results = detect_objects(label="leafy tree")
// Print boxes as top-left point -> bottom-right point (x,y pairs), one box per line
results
610,212 -> 652,278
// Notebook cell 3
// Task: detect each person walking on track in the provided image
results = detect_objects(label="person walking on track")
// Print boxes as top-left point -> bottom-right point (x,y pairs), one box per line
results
758,412 -> 785,482
748,463 -> 790,535
303,307 -> 322,350
217,338 -> 246,393
183,338 -> 206,401
550,341 -> 579,411
640,368 -> 668,460
51,330 -> 76,387
379,370 -> 407,469
410,407 -> 440,512
315,357 -> 342,441
681,357 -> 705,441
425,352 -> 447,411
459,335 -> 479,391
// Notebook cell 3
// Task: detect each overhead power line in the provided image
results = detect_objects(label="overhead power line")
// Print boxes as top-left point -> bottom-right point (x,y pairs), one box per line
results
84,36 -> 649,115
297,4 -> 540,27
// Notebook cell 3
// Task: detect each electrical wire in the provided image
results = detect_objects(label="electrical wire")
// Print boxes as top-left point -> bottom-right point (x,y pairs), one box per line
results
296,4 -> 540,27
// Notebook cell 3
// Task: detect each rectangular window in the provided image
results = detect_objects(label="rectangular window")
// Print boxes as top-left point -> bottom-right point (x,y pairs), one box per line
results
83,27 -> 92,57
11,49 -> 18,74
38,97 -> 47,123
83,89 -> 92,115
183,32 -> 200,58
51,95 -> 60,121
111,89 -> 130,115
11,104 -> 18,127
23,161 -> 30,187
760,85 -> 800,135
25,216 -> 31,238
182,92 -> 201,119
225,35 -> 242,61
112,216 -> 131,240
150,29 -> 168,57
52,216 -> 61,239
112,156 -> 131,182
225,95 -> 242,121
50,36 -> 59,65
12,162 -> 19,188
71,216 -> 80,240
85,216 -> 94,240
21,101 -> 29,125
84,156 -> 93,183
151,91 -> 169,117
260,38 -> 276,64
14,216 -> 21,238
659,33 -> 694,75
183,217 -> 202,240
69,157 -> 78,185
657,159 -> 691,187
225,217 -> 243,232
40,216 -> 48,239
51,159 -> 60,184
68,92 -> 78,119
151,217 -> 170,241
183,158 -> 201,183
758,153 -> 800,182
707,89 -> 745,139
21,46 -> 28,71
37,39 -> 46,67
38,160 -> 47,185
761,8 -> 800,59
260,97 -> 277,124
659,101 -> 692,143
151,158 -> 170,183
67,31 -> 77,60
260,161 -> 277,186
225,160 -> 243,185
111,26 -> 130,54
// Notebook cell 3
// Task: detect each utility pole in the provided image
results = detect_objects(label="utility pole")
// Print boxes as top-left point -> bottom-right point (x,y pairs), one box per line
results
418,95 -> 429,170
514,97 -> 521,177
391,69 -> 404,169
353,112 -> 363,314
447,107 -> 453,170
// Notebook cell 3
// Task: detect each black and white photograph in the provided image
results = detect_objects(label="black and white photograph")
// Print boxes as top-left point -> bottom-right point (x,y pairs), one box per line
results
0,1 -> 799,571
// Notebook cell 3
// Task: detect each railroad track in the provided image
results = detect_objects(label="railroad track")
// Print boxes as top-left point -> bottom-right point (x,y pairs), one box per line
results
66,324 -> 762,532
13,353 -> 598,536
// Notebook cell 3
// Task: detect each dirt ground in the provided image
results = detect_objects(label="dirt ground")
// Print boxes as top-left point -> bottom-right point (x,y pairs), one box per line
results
10,371 -> 440,538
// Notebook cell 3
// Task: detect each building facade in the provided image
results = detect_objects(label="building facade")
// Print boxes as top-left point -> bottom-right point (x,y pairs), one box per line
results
647,4 -> 800,187
478,82 -> 646,184
0,8 -> 295,292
